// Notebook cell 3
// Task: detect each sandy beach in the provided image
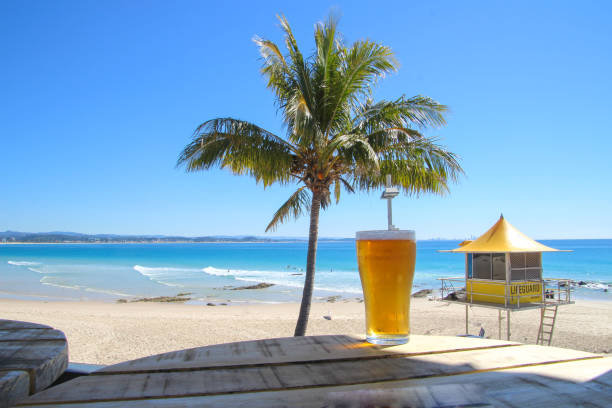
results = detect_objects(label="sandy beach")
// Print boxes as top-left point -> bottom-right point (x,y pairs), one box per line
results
1,298 -> 610,365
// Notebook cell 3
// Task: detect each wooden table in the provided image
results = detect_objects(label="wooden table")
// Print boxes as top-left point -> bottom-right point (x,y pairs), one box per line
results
16,335 -> 612,407
0,320 -> 67,408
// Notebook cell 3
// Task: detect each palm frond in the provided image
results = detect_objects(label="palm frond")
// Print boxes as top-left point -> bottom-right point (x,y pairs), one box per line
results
265,187 -> 311,232
253,37 -> 286,67
314,14 -> 341,85
322,133 -> 379,171
177,118 -> 296,187
350,96 -> 448,139
275,15 -> 323,148
365,127 -> 424,152
320,189 -> 332,209
351,136 -> 463,195
333,179 -> 341,203
312,15 -> 342,136
399,95 -> 448,128
339,177 -> 356,194
323,40 -> 398,137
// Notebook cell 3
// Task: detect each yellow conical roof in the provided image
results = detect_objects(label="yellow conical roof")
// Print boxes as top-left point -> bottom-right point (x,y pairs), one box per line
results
445,215 -> 562,253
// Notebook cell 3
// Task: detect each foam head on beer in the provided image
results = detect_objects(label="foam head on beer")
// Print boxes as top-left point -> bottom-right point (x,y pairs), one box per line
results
356,229 -> 416,345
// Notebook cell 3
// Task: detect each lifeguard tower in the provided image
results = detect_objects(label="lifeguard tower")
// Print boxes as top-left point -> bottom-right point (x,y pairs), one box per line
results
439,215 -> 573,345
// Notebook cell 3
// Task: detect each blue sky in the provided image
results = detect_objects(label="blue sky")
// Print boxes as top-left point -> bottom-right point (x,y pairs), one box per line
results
1,1 -> 611,239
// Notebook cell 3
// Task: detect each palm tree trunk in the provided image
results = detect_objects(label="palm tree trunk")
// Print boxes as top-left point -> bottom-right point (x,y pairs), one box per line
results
294,192 -> 322,336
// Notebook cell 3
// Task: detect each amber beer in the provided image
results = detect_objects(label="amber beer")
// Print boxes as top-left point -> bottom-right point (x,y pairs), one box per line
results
356,230 -> 416,345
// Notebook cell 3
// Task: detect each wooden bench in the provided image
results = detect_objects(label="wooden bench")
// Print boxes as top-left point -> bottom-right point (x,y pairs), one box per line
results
14,334 -> 612,407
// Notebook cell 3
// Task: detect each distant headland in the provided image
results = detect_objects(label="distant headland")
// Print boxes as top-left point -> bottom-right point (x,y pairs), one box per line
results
0,231 -> 354,244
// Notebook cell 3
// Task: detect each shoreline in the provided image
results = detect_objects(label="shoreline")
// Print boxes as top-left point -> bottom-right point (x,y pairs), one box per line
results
0,297 -> 609,365
1,282 -> 611,305
2,280 -> 611,305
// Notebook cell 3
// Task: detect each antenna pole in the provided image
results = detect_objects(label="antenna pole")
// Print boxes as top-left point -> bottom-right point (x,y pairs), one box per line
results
387,196 -> 393,231
381,174 -> 399,231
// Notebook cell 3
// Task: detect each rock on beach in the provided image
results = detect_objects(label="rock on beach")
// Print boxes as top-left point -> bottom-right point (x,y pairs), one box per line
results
230,283 -> 275,290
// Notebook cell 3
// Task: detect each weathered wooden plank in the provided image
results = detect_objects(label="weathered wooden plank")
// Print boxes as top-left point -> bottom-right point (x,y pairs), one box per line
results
0,341 -> 67,360
20,343 -> 599,405
373,356 -> 612,408
0,321 -> 68,406
326,384 -> 492,408
30,343 -> 68,393
0,370 -> 30,408
0,320 -> 50,330
14,385 -> 492,408
0,341 -> 68,393
0,339 -> 69,391
482,356 -> 612,407
0,329 -> 65,342
15,358 -> 612,407
100,334 -> 520,374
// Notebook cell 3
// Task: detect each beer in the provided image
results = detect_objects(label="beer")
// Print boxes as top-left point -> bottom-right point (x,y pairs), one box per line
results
356,230 -> 416,345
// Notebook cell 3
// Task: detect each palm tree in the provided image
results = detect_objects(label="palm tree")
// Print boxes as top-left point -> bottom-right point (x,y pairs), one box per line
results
177,15 -> 463,336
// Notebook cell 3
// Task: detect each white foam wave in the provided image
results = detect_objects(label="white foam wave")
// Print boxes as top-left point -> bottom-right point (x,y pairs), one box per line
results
28,267 -> 45,274
133,265 -> 192,287
154,281 -> 182,287
202,266 -> 362,294
203,266 -> 301,286
84,287 -> 133,297
314,285 -> 362,294
8,261 -> 41,266
202,266 -> 262,277
41,282 -> 81,291
583,282 -> 611,290
40,277 -> 132,297
134,265 -> 188,274
40,276 -> 82,291
232,275 -> 304,288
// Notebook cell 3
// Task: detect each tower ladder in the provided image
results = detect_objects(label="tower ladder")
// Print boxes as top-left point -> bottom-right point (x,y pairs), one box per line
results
537,304 -> 558,346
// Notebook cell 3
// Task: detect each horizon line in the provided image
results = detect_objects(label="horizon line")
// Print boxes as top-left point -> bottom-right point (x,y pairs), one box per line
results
1,230 -> 610,241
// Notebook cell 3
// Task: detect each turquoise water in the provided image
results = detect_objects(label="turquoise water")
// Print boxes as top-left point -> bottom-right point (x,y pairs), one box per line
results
0,240 -> 610,303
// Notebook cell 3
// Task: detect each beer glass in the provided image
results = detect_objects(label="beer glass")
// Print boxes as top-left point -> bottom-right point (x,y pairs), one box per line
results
356,230 -> 416,345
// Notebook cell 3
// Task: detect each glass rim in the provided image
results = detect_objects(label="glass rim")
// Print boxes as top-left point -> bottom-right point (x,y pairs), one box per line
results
356,230 -> 415,240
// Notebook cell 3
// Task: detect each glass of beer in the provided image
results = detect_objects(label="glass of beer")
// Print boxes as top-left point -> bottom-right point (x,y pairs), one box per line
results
356,230 -> 416,345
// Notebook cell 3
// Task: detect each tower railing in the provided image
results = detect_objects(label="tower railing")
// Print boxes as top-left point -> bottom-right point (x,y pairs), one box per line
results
437,277 -> 573,309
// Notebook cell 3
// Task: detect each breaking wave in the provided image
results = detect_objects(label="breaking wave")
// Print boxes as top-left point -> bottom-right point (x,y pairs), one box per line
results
578,281 -> 611,290
201,266 -> 362,294
40,276 -> 82,291
8,261 -> 41,266
40,276 -> 133,297
133,265 -> 199,287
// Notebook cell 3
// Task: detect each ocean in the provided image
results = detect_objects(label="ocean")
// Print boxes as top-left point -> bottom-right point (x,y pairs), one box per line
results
1,240 -> 611,303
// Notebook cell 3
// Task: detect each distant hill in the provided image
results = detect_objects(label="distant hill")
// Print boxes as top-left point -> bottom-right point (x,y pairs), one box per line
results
0,231 -> 30,239
0,231 -> 352,243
